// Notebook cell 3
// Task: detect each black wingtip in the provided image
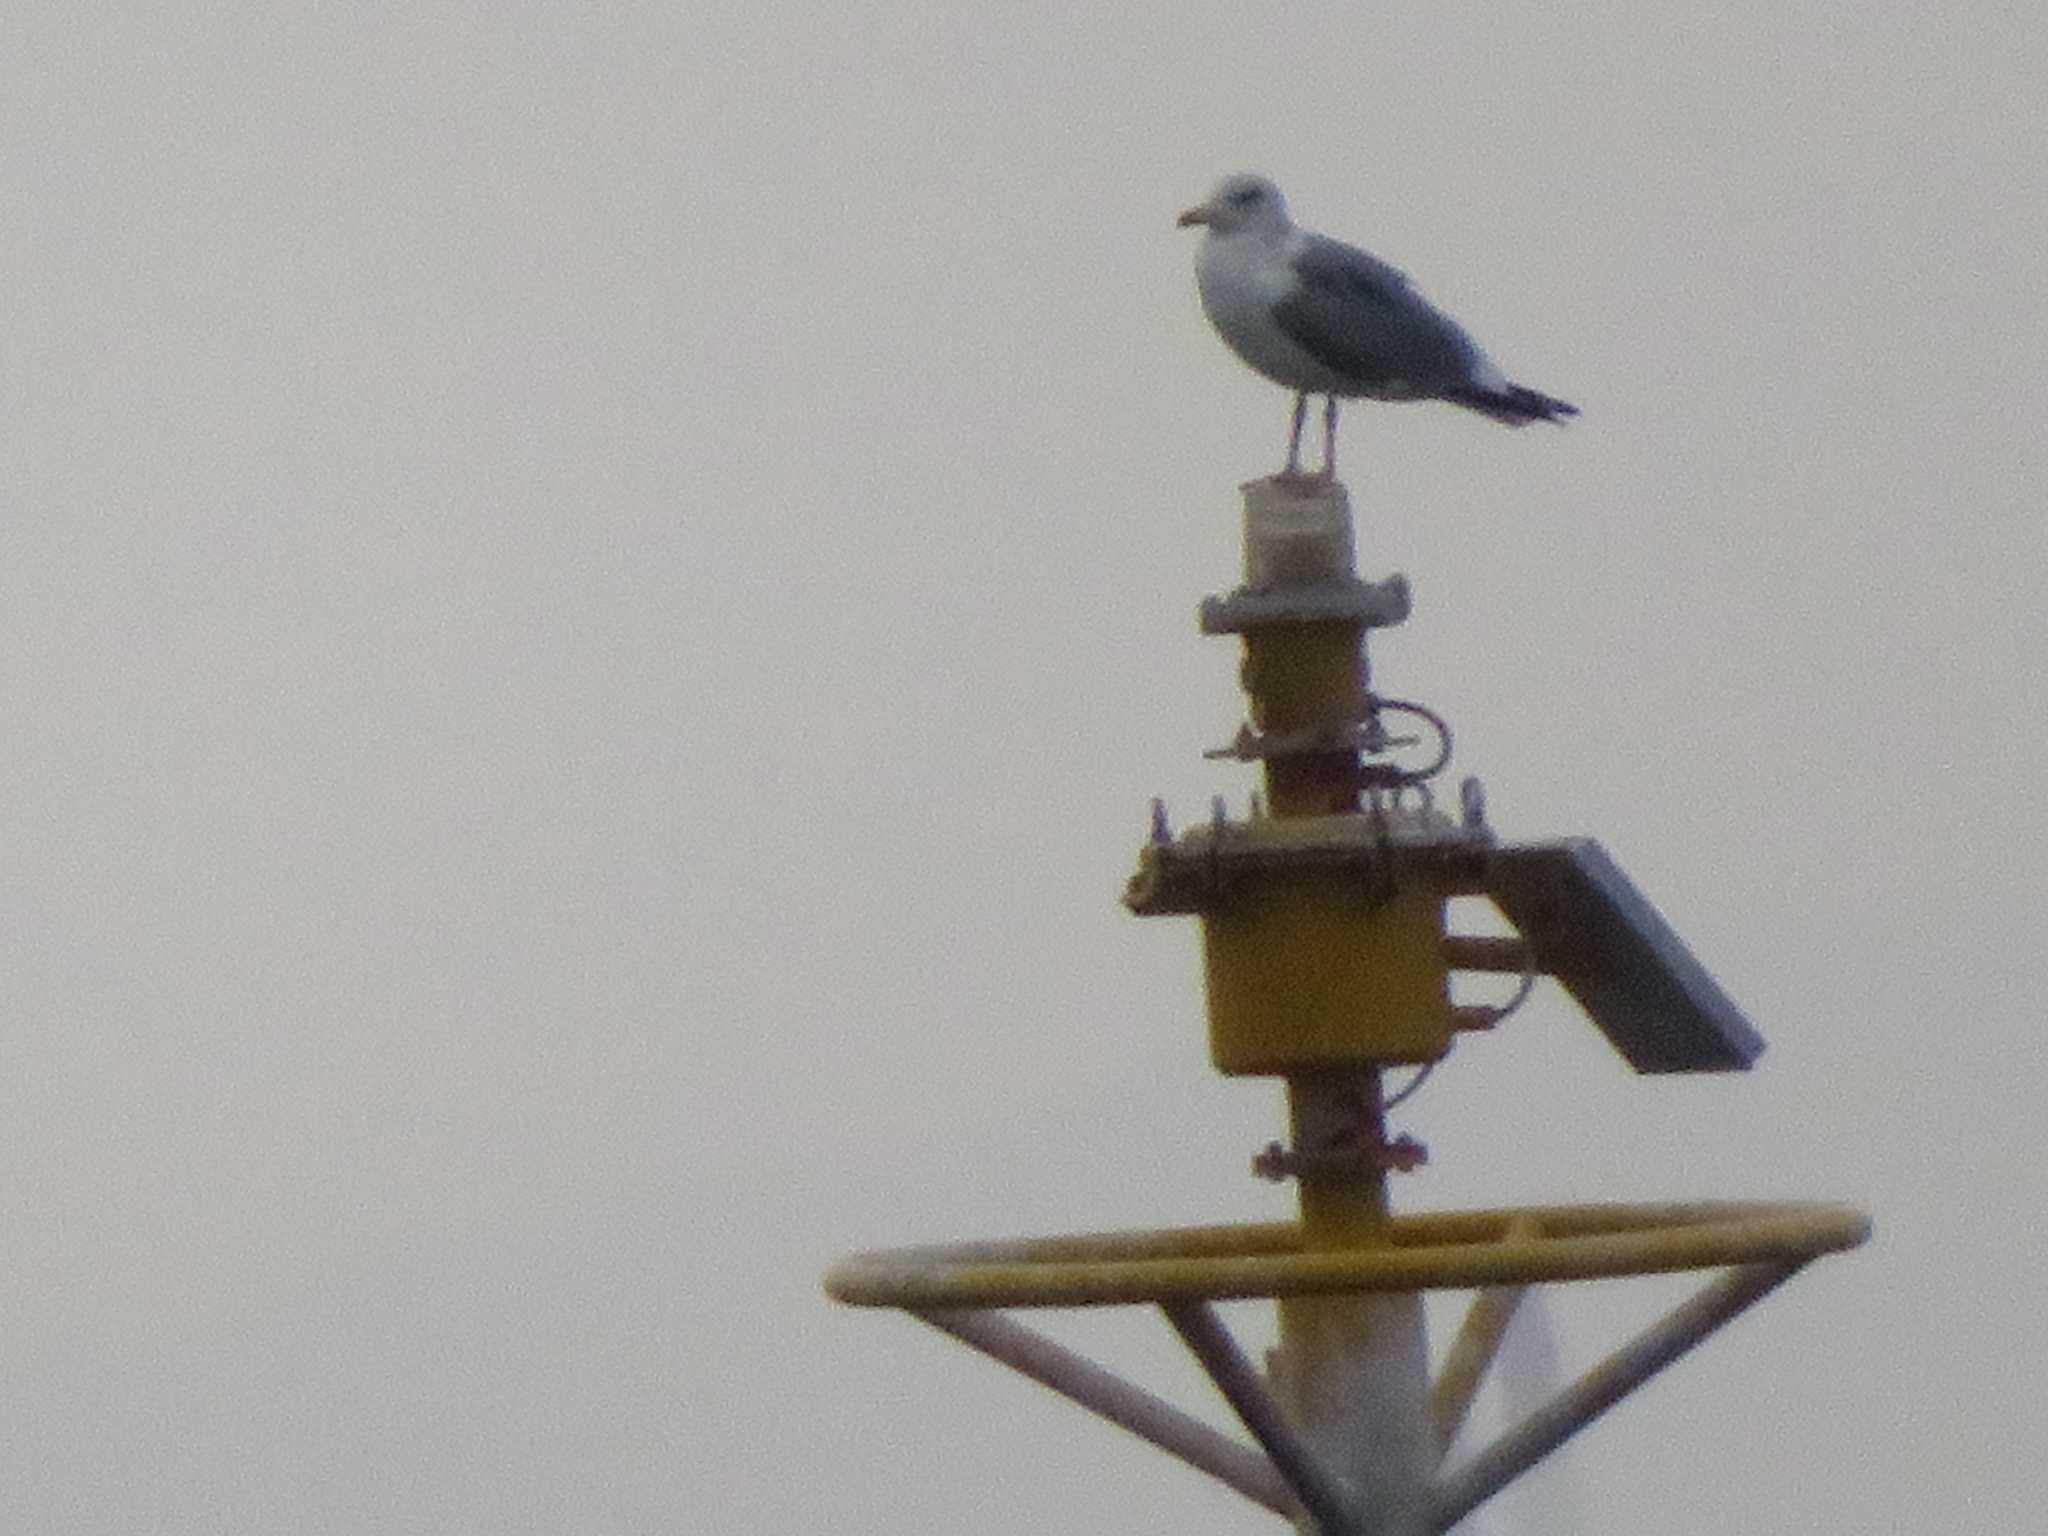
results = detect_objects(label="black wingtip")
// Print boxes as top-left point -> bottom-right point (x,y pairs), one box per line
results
1447,383 -> 1579,427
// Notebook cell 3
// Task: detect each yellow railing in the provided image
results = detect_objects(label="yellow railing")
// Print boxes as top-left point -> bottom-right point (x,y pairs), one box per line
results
826,1200 -> 1871,1310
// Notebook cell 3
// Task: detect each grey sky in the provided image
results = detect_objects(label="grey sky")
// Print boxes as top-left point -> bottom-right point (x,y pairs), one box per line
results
4,3 -> 2043,1532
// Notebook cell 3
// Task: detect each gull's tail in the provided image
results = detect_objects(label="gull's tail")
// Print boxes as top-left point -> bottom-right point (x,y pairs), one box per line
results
1446,382 -> 1580,427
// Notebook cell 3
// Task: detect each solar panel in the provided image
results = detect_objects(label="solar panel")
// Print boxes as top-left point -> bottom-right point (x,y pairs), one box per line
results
1485,839 -> 1765,1073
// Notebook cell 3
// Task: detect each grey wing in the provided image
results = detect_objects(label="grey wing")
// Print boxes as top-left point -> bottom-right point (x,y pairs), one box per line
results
1274,235 -> 1484,395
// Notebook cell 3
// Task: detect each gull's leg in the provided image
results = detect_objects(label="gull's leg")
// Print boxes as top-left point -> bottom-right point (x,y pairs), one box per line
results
1284,392 -> 1308,477
1321,396 -> 1339,480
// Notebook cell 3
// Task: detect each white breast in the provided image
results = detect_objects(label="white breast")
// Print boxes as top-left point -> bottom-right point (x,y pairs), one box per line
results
1194,230 -> 1353,395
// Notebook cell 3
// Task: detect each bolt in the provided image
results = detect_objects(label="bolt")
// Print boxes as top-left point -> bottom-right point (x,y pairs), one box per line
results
1460,775 -> 1487,830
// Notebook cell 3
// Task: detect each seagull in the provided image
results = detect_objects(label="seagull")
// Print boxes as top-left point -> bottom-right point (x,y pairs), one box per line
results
1177,173 -> 1577,479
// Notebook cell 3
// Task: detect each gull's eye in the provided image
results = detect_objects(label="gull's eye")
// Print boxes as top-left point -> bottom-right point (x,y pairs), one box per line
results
1227,185 -> 1262,208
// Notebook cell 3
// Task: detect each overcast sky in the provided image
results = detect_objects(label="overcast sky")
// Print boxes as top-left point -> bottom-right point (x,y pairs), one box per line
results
5,4 -> 2044,1533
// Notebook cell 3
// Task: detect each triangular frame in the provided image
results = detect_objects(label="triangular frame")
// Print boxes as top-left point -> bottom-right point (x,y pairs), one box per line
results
915,1258 -> 1804,1535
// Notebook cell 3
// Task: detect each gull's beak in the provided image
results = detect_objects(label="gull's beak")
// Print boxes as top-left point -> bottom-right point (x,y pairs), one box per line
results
1176,201 -> 1214,228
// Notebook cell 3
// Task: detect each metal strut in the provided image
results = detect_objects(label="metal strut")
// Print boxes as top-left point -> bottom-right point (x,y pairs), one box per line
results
877,1257 -> 1814,1536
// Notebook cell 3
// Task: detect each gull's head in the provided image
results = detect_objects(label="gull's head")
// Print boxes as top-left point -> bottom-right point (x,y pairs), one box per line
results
1177,173 -> 1291,236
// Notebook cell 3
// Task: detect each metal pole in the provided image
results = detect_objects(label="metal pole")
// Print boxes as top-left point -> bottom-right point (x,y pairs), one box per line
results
1428,1219 -> 1539,1456
1274,1073 -> 1435,1536
1163,1300 -> 1357,1535
1429,1261 -> 1801,1530
1237,478 -> 1437,1536
913,1308 -> 1292,1516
